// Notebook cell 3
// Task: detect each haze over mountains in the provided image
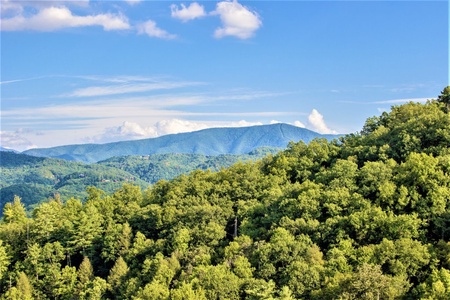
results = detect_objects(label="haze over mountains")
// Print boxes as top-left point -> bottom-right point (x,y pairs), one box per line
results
23,123 -> 341,163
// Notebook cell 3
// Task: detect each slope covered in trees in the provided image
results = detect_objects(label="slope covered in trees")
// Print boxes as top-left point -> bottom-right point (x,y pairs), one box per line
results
97,147 -> 279,184
0,148 -> 277,214
0,152 -> 149,214
1,90 -> 449,299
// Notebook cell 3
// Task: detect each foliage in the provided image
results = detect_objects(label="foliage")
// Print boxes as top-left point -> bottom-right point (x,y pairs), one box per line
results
1,92 -> 449,298
0,149 -> 277,215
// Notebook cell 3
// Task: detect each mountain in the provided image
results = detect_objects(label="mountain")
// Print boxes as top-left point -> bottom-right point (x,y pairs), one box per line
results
0,146 -> 18,153
0,147 -> 278,213
98,147 -> 280,184
23,123 -> 341,163
0,151 -> 149,213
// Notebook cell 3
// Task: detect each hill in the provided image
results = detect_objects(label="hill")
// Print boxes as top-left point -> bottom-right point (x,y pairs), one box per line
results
1,92 -> 449,299
97,147 -> 279,184
0,147 -> 18,153
23,123 -> 340,163
0,148 -> 279,213
0,151 -> 149,213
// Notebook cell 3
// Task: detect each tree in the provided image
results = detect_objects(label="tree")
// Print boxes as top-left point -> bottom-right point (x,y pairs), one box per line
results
170,282 -> 207,300
78,256 -> 94,287
133,281 -> 170,300
0,240 -> 10,282
2,196 -> 27,225
437,86 -> 450,112
107,256 -> 129,297
340,263 -> 409,300
1,272 -> 33,300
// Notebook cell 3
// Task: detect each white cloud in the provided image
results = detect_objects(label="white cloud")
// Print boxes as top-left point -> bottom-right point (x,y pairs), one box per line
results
307,109 -> 337,134
212,0 -> 262,39
137,19 -> 176,39
0,129 -> 37,151
65,81 -> 203,97
154,119 -> 210,136
88,121 -> 157,144
293,120 -> 306,128
171,2 -> 206,22
88,119 -> 268,144
1,5 -> 130,31
1,0 -> 23,16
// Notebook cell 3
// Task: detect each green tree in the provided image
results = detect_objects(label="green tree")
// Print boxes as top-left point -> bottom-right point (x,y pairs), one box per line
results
2,196 -> 27,225
107,256 -> 129,297
340,263 -> 409,300
416,267 -> 450,299
132,280 -> 170,300
77,256 -> 94,292
170,282 -> 207,300
193,264 -> 241,300
1,272 -> 33,300
437,86 -> 450,112
0,240 -> 10,282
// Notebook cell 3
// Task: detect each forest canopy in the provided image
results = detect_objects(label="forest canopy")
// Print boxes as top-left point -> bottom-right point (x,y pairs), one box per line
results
1,88 -> 449,299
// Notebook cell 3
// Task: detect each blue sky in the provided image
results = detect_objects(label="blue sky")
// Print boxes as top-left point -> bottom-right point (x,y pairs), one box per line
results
1,0 -> 448,151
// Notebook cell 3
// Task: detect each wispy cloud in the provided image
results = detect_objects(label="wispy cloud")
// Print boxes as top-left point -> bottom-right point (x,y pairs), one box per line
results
371,97 -> 430,104
65,81 -> 204,98
339,97 -> 432,105
0,76 -> 48,85
212,0 -> 262,39
171,2 -> 206,22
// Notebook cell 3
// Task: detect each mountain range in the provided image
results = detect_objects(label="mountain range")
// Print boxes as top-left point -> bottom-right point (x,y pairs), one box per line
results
0,147 -> 278,213
23,123 -> 341,163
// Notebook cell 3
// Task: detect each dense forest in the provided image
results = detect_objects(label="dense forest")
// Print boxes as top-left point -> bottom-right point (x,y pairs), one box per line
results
0,148 -> 277,214
0,87 -> 449,299
0,153 -> 149,213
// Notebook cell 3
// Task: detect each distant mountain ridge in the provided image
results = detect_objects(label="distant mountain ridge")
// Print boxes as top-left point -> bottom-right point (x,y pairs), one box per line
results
0,146 -> 18,153
23,123 -> 342,163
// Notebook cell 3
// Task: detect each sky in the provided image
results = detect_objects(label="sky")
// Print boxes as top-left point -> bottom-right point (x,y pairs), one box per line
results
1,0 -> 448,151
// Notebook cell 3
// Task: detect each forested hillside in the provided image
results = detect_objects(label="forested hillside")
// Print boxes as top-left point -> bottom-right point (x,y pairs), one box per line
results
0,152 -> 149,213
0,148 -> 277,214
1,89 -> 449,299
97,147 -> 279,184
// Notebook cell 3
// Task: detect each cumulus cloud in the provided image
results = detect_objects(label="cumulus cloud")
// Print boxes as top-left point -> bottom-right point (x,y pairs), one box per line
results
307,109 -> 337,134
0,129 -> 37,151
88,121 -> 157,143
212,0 -> 262,39
293,120 -> 306,128
88,119 -> 269,144
1,5 -> 130,31
89,119 -> 210,143
154,119 -> 211,136
137,20 -> 176,39
171,2 -> 206,22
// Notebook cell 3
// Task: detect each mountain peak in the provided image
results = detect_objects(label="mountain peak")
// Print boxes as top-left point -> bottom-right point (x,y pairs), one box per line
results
23,123 -> 342,163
